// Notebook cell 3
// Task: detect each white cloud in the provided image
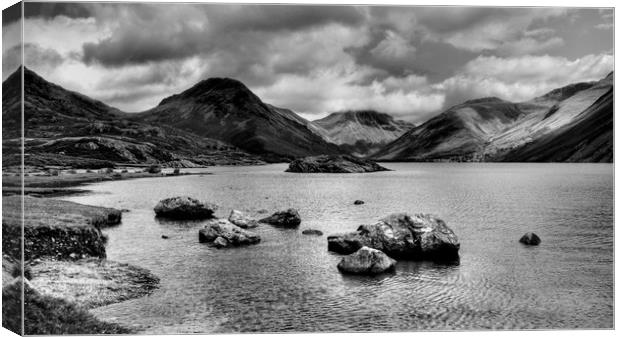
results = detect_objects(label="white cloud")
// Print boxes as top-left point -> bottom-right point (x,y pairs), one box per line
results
435,53 -> 613,107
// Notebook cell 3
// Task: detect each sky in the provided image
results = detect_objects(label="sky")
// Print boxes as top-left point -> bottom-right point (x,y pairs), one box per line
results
2,2 -> 614,123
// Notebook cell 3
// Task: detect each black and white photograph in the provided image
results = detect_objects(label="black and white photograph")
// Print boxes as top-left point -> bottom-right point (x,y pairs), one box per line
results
1,0 -> 616,335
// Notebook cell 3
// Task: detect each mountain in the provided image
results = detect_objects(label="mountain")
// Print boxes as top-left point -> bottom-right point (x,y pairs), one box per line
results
2,67 -> 263,168
373,73 -> 613,163
372,97 -> 526,161
312,110 -> 414,156
135,78 -> 341,161
496,73 -> 613,162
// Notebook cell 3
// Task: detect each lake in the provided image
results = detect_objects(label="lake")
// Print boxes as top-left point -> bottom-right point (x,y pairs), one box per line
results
60,163 -> 614,333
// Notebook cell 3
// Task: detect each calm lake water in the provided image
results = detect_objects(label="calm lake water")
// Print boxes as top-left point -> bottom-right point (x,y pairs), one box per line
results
61,163 -> 614,333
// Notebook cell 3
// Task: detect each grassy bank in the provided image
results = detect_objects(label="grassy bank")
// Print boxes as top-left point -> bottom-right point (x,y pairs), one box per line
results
2,192 -> 160,334
3,168 -> 204,197
2,196 -> 121,260
3,280 -> 132,335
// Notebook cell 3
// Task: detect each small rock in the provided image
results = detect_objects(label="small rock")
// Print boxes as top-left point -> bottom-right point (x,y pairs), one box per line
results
354,200 -> 365,205
120,209 -> 131,213
213,236 -> 228,248
228,210 -> 258,229
337,246 -> 396,275
257,209 -> 269,214
301,229 -> 323,236
259,208 -> 301,228
161,235 -> 169,239
519,232 -> 541,245
199,219 -> 261,247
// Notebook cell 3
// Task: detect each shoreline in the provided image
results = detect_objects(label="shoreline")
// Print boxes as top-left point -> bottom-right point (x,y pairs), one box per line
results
2,169 -> 214,197
1,185 -> 162,334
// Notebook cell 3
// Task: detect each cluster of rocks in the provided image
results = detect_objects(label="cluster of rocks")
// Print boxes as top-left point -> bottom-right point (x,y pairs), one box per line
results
329,213 -> 461,275
154,196 -> 306,249
153,196 -> 541,274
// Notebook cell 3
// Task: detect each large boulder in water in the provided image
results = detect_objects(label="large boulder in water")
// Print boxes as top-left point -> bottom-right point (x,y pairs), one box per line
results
154,196 -> 217,219
259,208 -> 301,228
328,213 -> 460,261
228,210 -> 258,229
337,246 -> 397,275
286,155 -> 389,173
519,232 -> 541,245
198,219 -> 260,247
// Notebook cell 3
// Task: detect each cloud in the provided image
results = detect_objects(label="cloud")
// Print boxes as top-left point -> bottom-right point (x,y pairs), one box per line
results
435,53 -> 614,108
8,3 -> 614,124
81,4 -> 366,67
413,7 -> 567,52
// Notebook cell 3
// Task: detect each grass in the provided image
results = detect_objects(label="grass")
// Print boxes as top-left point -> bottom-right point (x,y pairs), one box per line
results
3,281 -> 132,335
2,196 -> 121,260
3,195 -> 121,229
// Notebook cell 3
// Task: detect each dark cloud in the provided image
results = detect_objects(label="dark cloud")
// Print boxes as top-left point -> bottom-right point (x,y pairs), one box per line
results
24,2 -> 93,21
2,2 -> 21,26
81,4 -> 365,68
209,5 -> 364,32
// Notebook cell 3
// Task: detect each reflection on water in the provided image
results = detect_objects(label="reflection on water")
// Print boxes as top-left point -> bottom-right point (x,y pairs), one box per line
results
61,163 -> 613,333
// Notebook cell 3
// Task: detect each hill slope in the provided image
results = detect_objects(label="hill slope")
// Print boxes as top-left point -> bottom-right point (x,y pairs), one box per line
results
373,73 -> 613,163
372,97 -> 526,161
2,67 -> 262,168
135,78 -> 341,161
313,110 -> 414,156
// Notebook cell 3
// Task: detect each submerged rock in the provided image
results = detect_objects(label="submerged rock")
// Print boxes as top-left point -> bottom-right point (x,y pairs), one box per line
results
337,246 -> 396,275
354,200 -> 365,205
198,219 -> 260,247
228,210 -> 258,229
286,155 -> 390,173
259,208 -> 301,228
301,229 -> 323,236
519,232 -> 541,245
154,196 -> 217,220
328,213 -> 460,262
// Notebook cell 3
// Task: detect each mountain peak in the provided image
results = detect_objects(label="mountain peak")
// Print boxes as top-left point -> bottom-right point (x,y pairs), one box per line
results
158,76 -> 259,106
462,97 -> 505,105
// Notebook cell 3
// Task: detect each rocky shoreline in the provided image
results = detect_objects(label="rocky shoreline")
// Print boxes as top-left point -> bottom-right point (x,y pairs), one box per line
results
1,182 -> 161,334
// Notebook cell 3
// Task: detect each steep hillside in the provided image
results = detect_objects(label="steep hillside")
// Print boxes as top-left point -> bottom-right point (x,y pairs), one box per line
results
498,87 -> 613,162
373,73 -> 613,163
135,78 -> 341,161
313,110 -> 414,156
2,67 -> 262,168
372,97 -> 525,161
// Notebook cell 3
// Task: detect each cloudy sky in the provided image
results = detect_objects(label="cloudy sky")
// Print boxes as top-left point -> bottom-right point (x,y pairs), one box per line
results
2,2 -> 614,122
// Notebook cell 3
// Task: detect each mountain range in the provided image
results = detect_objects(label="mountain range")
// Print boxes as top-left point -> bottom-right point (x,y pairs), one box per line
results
373,72 -> 613,162
1,66 -> 613,168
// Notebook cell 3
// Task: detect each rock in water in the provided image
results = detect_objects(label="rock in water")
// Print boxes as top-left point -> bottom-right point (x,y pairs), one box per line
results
328,213 -> 460,262
259,209 -> 301,228
154,196 -> 217,219
354,200 -> 365,205
286,155 -> 390,173
213,236 -> 229,248
228,210 -> 258,229
301,229 -> 323,236
198,219 -> 260,247
337,246 -> 396,275
519,232 -> 541,245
